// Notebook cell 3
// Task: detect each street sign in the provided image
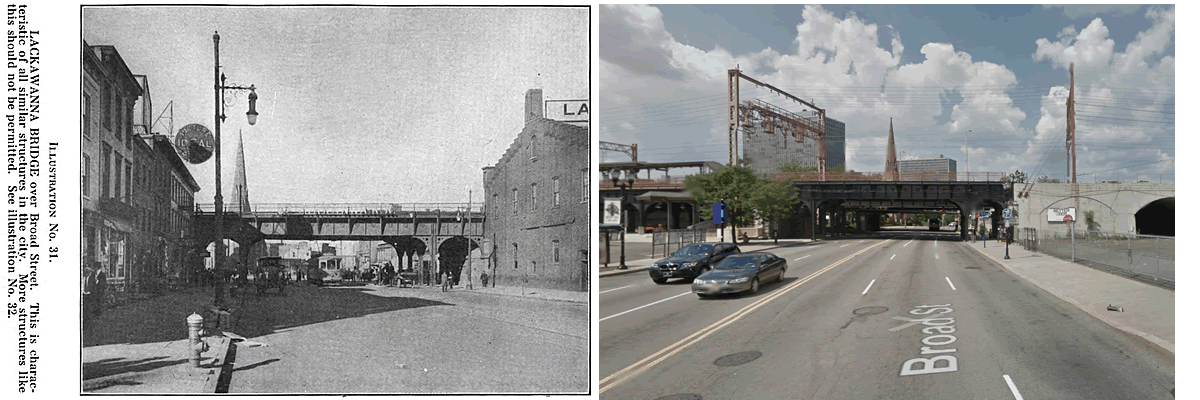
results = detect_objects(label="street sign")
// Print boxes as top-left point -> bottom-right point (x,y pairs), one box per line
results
978,210 -> 991,218
1004,219 -> 1011,228
603,198 -> 622,225
175,123 -> 214,164
1002,208 -> 1012,218
713,202 -> 727,225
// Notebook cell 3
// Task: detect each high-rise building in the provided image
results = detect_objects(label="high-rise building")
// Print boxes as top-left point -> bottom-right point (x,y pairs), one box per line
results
898,154 -> 958,181
742,113 -> 846,174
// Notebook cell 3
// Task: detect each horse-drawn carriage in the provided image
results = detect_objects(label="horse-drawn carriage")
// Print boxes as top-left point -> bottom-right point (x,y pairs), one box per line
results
249,256 -> 289,295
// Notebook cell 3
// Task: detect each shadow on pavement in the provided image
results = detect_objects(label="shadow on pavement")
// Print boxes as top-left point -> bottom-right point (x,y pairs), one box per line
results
84,285 -> 453,348
82,356 -> 189,381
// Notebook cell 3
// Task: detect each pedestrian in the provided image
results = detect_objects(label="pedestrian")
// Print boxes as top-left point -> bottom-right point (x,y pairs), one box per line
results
480,272 -> 489,288
82,265 -> 96,329
441,270 -> 450,292
94,263 -> 108,320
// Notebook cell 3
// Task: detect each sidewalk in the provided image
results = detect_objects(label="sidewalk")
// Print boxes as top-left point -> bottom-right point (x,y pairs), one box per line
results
454,284 -> 588,304
964,239 -> 1174,355
598,238 -> 814,278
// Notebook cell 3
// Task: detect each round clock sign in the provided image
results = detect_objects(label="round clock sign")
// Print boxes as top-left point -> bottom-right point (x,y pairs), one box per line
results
175,123 -> 214,164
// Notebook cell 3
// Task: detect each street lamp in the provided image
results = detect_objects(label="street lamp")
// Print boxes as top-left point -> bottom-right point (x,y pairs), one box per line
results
605,168 -> 637,269
212,31 -> 260,308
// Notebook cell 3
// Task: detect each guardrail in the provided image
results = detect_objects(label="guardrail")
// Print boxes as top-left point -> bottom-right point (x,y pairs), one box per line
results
195,202 -> 483,215
1018,227 -> 1174,285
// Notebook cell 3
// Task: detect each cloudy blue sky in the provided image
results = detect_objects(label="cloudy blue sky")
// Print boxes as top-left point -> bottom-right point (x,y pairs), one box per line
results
600,4 -> 1174,182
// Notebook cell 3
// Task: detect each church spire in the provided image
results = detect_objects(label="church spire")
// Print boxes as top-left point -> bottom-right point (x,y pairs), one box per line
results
232,129 -> 251,214
885,118 -> 898,181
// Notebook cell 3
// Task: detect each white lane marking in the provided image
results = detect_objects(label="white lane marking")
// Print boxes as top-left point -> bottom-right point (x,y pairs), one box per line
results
840,244 -> 849,248
904,238 -> 914,247
890,254 -> 896,260
1003,375 -> 1025,400
945,277 -> 957,291
794,255 -> 811,261
859,240 -> 864,243
936,254 -> 939,260
600,285 -> 632,294
600,292 -> 692,322
862,279 -> 876,295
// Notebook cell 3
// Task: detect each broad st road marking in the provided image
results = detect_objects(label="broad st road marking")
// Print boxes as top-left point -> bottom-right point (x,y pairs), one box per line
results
892,304 -> 959,376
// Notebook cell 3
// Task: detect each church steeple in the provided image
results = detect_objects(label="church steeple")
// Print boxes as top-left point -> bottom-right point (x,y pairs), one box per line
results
885,118 -> 898,181
232,129 -> 251,214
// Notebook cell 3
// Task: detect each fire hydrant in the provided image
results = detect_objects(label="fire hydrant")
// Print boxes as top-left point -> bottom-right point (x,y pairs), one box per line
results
187,313 -> 209,368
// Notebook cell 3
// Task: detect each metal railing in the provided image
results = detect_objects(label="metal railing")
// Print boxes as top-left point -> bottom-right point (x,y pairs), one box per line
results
768,171 -> 1007,182
1019,227 -> 1174,285
195,202 -> 483,215
651,227 -> 707,258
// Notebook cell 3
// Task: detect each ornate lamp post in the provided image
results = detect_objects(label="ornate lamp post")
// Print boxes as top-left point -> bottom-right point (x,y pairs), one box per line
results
212,31 -> 260,307
605,168 -> 637,269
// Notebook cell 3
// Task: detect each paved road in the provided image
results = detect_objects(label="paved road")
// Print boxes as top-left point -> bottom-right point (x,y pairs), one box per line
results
226,284 -> 588,393
600,231 -> 1173,399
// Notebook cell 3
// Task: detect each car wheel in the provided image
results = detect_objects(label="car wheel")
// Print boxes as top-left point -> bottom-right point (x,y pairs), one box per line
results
697,293 -> 710,299
777,267 -> 786,283
748,278 -> 760,295
653,278 -> 667,284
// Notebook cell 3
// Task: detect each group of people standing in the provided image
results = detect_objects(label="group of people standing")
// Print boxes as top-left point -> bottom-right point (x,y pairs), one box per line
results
81,262 -> 109,329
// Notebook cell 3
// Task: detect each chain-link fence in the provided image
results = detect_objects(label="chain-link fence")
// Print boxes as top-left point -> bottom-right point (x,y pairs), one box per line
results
651,228 -> 708,258
1017,227 -> 1173,286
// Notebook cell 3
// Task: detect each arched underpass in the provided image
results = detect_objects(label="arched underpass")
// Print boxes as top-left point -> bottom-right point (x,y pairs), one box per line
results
1135,197 -> 1174,236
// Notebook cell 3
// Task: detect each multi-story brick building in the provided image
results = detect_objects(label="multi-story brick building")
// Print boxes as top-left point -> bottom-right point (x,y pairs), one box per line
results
482,89 -> 589,292
82,41 -> 200,294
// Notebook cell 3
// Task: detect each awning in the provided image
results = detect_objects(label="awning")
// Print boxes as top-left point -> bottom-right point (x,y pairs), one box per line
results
634,190 -> 695,202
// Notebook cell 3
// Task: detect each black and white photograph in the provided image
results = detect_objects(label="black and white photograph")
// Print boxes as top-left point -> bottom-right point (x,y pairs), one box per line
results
79,5 -> 590,394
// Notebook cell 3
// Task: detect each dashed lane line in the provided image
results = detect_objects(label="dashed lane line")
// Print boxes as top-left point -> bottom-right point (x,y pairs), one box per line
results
600,292 -> 691,322
840,244 -> 850,248
795,255 -> 811,261
946,277 -> 957,291
600,285 -> 632,295
1003,375 -> 1025,400
862,279 -> 876,295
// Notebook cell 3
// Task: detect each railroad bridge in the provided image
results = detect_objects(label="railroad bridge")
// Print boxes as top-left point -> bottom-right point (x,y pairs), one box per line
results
193,203 -> 485,276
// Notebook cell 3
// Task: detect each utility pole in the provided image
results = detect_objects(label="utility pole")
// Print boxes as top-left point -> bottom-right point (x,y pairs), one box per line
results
1067,63 -> 1080,214
727,69 -> 740,166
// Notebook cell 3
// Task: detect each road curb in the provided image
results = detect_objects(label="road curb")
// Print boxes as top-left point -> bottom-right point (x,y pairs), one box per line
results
963,243 -> 1175,356
460,288 -> 588,304
201,336 -> 233,393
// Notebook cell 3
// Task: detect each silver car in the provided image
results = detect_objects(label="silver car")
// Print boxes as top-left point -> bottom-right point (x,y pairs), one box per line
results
691,252 -> 787,298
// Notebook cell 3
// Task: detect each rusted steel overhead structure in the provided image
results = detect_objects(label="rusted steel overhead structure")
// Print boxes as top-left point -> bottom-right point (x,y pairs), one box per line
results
600,140 -> 638,162
727,69 -> 827,178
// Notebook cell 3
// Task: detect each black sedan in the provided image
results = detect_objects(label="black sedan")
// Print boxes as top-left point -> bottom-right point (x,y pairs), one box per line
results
691,252 -> 787,298
649,242 -> 740,284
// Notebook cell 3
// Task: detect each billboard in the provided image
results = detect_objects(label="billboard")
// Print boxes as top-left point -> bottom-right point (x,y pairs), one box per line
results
1047,207 -> 1076,222
545,99 -> 589,124
603,198 -> 622,225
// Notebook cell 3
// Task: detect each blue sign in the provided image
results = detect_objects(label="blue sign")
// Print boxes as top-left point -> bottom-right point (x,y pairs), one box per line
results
1002,208 -> 1012,218
978,210 -> 991,218
713,202 -> 727,225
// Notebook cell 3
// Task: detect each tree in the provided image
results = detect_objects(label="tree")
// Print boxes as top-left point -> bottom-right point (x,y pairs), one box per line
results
780,163 -> 817,173
749,179 -> 798,235
1004,169 -> 1028,183
1036,175 -> 1062,183
685,166 -> 761,233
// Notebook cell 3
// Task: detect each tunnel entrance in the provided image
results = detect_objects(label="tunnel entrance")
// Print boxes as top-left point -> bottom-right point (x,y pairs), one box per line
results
1135,197 -> 1174,236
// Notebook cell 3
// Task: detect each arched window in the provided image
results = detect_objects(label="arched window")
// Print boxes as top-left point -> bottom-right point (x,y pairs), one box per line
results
529,135 -> 538,160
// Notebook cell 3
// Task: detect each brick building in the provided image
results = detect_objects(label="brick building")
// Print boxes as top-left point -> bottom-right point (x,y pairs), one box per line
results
482,89 -> 589,292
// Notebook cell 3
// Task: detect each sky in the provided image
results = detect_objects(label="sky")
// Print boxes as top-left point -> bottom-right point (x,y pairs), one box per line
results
600,4 -> 1175,183
83,6 -> 589,205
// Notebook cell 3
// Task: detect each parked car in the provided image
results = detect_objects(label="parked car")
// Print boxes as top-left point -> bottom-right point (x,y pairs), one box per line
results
929,219 -> 941,231
649,242 -> 741,284
948,221 -> 958,230
692,252 -> 787,298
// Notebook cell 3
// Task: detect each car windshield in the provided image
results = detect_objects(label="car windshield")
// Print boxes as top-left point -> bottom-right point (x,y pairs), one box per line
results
673,244 -> 713,257
713,256 -> 757,270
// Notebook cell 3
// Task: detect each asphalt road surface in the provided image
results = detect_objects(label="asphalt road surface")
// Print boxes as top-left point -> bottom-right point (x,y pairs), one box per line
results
600,230 -> 1174,400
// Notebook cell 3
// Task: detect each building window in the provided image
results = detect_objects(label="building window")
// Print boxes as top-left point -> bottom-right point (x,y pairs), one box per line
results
113,153 -> 123,200
581,169 -> 588,203
102,84 -> 111,129
114,95 -> 123,142
553,177 -> 560,207
552,240 -> 560,264
530,183 -> 537,212
511,188 -> 518,215
81,93 -> 91,139
81,154 -> 91,197
101,144 -> 111,198
529,135 -> 537,160
512,243 -> 518,269
125,161 -> 132,202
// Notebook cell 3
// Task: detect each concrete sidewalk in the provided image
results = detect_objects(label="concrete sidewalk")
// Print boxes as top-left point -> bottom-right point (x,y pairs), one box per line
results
598,239 -> 815,278
455,284 -> 588,304
964,239 -> 1174,355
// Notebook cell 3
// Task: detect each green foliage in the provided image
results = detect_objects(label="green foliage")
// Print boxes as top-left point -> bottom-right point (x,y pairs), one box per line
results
780,163 -> 817,173
685,166 -> 761,229
1036,175 -> 1063,183
750,179 -> 798,226
1003,169 -> 1029,183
